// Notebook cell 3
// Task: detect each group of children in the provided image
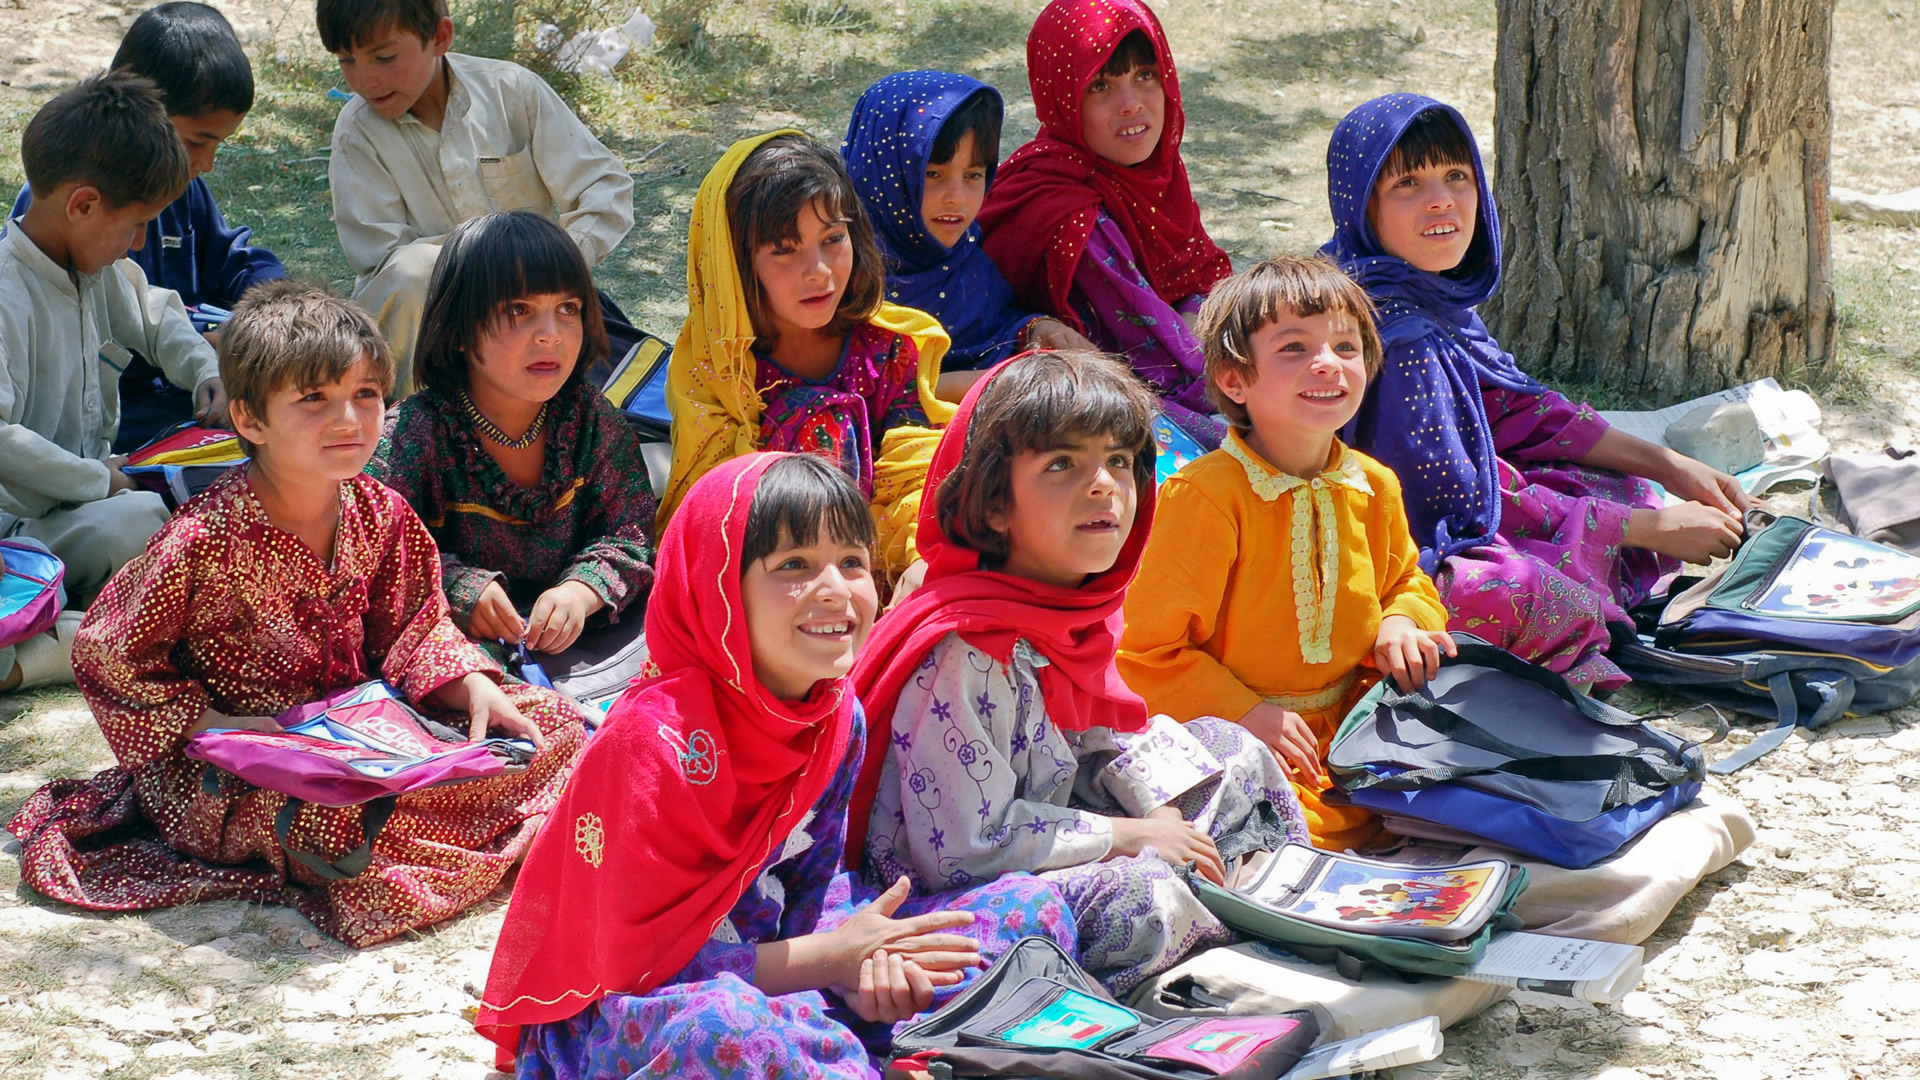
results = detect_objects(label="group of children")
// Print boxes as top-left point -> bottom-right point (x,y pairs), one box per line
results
0,0 -> 1763,1074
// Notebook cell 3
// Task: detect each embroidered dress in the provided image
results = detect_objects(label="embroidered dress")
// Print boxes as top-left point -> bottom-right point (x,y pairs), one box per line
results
842,72 -> 1042,371
516,703 -> 1077,1080
750,322 -> 934,500
367,381 -> 658,631
7,469 -> 587,947
1118,432 -> 1448,851
1323,94 -> 1673,689
659,132 -> 955,575
867,633 -> 1305,993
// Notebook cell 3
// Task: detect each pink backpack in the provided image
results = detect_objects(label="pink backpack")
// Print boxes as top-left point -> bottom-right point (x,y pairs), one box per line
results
0,538 -> 64,649
185,682 -> 534,879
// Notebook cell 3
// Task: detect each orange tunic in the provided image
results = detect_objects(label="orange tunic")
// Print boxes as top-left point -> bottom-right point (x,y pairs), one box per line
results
1119,432 -> 1446,850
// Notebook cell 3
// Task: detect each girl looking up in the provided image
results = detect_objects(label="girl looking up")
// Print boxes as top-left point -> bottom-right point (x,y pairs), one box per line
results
1323,95 -> 1751,689
978,0 -> 1231,448
478,453 -> 1074,1077
849,351 -> 1308,995
368,211 -> 657,656
660,132 -> 956,581
843,71 -> 1094,401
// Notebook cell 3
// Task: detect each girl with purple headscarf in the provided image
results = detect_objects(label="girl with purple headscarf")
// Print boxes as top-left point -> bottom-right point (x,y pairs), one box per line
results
1323,94 -> 1753,688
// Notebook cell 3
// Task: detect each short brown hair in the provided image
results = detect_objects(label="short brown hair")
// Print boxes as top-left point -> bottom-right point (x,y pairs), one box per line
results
1195,254 -> 1384,432
315,0 -> 447,52
726,134 -> 884,352
935,350 -> 1159,567
22,70 -> 188,208
220,281 -> 395,454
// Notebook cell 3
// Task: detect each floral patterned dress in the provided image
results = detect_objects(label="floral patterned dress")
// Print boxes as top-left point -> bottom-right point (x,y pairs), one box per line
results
1070,211 -> 1224,449
514,705 -> 1077,1080
1440,387 -> 1674,690
9,469 -> 587,947
865,633 -> 1310,995
753,321 -> 934,500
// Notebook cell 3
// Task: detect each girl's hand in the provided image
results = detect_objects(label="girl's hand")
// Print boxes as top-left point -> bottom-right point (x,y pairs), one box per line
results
1108,809 -> 1227,885
1371,615 -> 1457,691
1626,503 -> 1743,564
436,672 -> 548,750
1662,453 -> 1754,516
526,580 -> 603,654
846,949 -> 945,1024
185,709 -> 280,738
1238,702 -> 1326,787
825,877 -> 981,991
1025,318 -> 1097,352
469,581 -> 525,645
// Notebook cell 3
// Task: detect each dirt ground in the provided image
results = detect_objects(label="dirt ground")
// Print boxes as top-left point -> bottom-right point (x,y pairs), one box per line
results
0,0 -> 1918,1078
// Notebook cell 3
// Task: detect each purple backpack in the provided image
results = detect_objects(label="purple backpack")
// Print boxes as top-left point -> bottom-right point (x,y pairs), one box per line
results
0,538 -> 65,649
186,682 -> 534,879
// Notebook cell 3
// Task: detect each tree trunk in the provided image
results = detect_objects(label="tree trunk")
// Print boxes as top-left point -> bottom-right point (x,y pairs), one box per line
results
1486,0 -> 1837,403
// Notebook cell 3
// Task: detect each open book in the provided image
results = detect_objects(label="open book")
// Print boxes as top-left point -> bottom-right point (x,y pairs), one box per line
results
1236,844 -> 1514,943
1459,932 -> 1645,1005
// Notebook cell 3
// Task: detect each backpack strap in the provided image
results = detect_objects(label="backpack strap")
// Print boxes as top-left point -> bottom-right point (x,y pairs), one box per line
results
273,795 -> 398,881
1707,668 -> 1855,774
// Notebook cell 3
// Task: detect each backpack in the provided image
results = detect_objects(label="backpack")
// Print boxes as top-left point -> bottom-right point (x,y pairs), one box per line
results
185,682 -> 534,879
1613,510 -> 1920,773
122,421 -> 248,509
0,538 -> 64,649
599,331 -> 673,443
1325,634 -> 1708,869
891,935 -> 1319,1080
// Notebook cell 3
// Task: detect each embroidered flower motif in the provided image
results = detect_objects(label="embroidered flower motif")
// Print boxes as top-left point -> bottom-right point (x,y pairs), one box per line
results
1224,434 -> 1373,664
574,812 -> 606,868
657,724 -> 721,786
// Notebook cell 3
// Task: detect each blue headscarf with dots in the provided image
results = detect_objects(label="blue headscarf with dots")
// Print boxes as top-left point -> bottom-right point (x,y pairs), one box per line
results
1321,93 -> 1546,571
843,71 -> 1036,371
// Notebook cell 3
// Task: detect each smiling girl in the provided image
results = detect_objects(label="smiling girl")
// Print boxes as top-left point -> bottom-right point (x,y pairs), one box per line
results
977,0 -> 1232,449
1119,256 -> 1453,851
848,350 -> 1308,995
368,212 -> 657,657
660,132 -> 956,581
842,71 -> 1094,401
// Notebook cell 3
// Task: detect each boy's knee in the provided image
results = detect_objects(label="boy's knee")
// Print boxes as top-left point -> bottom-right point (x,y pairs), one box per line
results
32,492 -> 168,595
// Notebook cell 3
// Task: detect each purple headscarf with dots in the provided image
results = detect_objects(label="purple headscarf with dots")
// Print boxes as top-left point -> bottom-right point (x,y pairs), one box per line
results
1321,93 -> 1545,570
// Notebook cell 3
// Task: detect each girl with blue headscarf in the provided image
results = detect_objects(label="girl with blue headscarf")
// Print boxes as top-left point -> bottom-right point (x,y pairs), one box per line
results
843,71 -> 1093,401
1323,95 -> 1753,689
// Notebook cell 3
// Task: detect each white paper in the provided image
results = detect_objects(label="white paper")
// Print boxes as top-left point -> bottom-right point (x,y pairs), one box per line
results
1459,932 -> 1644,1004
1598,377 -> 1828,495
1280,1016 -> 1444,1080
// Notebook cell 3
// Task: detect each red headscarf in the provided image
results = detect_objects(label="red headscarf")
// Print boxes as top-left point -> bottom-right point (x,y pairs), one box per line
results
476,453 -> 858,1066
978,0 -> 1231,324
845,357 -> 1156,866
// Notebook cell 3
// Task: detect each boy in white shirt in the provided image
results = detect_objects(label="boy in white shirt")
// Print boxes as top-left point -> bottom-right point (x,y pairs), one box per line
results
319,0 -> 636,394
1,71 -> 227,689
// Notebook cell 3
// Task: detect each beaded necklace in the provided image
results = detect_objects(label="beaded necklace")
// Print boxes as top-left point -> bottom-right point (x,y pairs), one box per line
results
461,390 -> 548,450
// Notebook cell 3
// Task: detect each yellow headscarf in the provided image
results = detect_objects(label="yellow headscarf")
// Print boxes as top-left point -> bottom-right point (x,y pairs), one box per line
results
659,130 -> 956,577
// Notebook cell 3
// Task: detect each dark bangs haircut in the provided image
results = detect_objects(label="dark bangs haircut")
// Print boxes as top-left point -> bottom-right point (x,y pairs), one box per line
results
1377,107 -> 1476,183
315,0 -> 447,52
1098,28 -> 1158,78
930,89 -> 1002,168
22,70 -> 188,207
412,211 -> 608,400
937,350 -> 1158,566
221,280 -> 395,455
742,454 -> 877,573
113,3 -> 254,117
726,134 -> 884,348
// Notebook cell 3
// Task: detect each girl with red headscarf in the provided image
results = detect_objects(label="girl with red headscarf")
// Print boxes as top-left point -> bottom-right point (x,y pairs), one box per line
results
978,0 -> 1233,450
478,453 -> 1074,1078
848,352 -> 1308,996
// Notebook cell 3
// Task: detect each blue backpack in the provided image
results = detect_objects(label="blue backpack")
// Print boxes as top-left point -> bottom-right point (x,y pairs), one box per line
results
1614,511 -> 1920,773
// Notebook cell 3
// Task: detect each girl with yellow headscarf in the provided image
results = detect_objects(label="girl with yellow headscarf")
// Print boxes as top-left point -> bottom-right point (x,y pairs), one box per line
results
660,131 -> 955,579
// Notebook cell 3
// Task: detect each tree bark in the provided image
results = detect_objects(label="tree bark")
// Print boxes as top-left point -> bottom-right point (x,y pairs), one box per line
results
1487,0 -> 1837,403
